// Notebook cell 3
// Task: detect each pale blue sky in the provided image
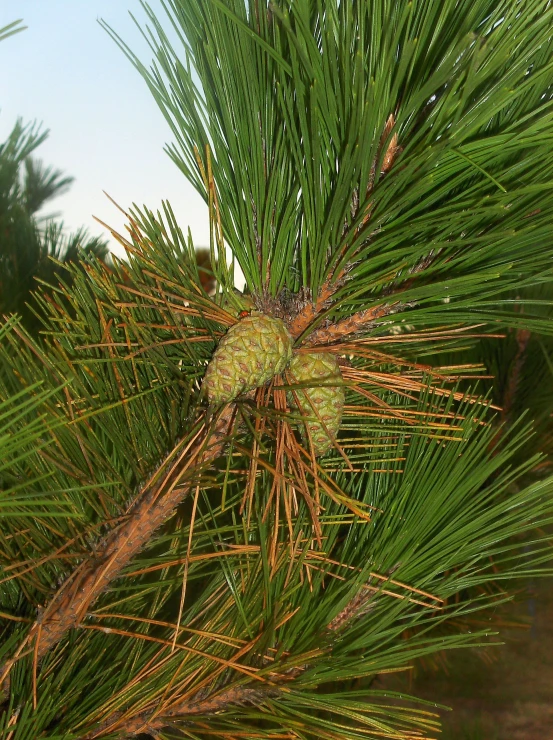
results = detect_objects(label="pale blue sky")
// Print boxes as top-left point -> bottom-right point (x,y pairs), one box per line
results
0,1 -> 210,257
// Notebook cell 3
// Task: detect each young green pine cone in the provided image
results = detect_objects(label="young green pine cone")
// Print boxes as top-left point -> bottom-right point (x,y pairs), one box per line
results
203,313 -> 293,405
289,352 -> 345,456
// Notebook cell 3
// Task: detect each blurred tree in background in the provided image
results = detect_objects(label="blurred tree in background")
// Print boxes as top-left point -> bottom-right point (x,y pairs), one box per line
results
0,20 -> 109,333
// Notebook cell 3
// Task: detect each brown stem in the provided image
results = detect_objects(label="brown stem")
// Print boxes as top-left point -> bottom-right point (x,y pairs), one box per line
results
365,114 -> 400,202
81,580 -> 405,740
0,405 -> 236,685
326,590 -> 373,633
288,278 -> 340,339
501,328 -> 531,424
79,559 -> 443,740
83,686 -> 276,739
305,302 -> 408,346
488,327 -> 531,455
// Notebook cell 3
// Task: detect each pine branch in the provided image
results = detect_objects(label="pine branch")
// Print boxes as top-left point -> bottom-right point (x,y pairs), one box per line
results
287,280 -> 341,339
287,115 -> 403,342
0,405 -> 237,685
5,4 -> 553,739
80,572 -> 414,740
303,303 -> 409,346
82,686 -> 273,739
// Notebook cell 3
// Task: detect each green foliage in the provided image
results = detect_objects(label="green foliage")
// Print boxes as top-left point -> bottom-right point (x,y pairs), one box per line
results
0,217 -> 552,739
426,284 -> 553,469
105,0 -> 553,335
2,3 -> 553,739
0,20 -> 26,44
0,317 -> 69,509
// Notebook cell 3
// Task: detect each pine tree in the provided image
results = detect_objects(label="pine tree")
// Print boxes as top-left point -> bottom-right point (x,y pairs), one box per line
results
2,3 -> 553,739
0,25 -> 109,333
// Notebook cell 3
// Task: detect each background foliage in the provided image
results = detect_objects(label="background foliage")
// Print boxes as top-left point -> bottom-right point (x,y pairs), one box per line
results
0,29 -> 109,333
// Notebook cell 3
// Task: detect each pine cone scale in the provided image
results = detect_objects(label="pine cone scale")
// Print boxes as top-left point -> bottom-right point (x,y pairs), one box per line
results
289,352 -> 345,456
203,313 -> 293,405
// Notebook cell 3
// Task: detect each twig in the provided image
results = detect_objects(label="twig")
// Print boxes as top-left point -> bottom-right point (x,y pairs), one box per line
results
78,571 -> 439,739
83,686 -> 274,739
304,302 -> 408,346
288,279 -> 340,338
501,328 -> 532,424
289,115 -> 402,342
0,405 -> 237,686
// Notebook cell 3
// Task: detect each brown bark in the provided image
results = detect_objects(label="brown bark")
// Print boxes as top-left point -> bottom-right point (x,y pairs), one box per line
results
82,686 -> 274,739
0,405 -> 236,685
79,574 -> 442,739
501,328 -> 531,424
288,279 -> 340,339
305,302 -> 406,346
